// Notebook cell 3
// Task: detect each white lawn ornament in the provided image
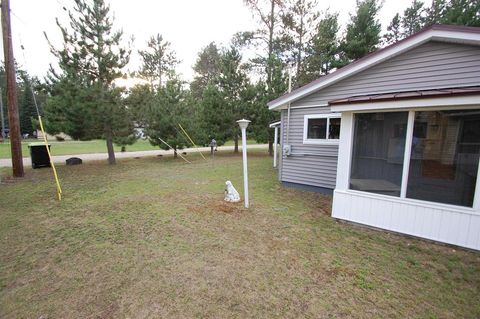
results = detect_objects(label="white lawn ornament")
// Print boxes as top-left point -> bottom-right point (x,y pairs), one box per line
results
224,181 -> 240,203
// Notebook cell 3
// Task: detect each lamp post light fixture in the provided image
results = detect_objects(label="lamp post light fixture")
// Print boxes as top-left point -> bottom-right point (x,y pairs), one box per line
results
237,119 -> 251,208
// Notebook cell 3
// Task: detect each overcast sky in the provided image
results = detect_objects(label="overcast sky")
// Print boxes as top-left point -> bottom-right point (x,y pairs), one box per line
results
3,0 -> 426,82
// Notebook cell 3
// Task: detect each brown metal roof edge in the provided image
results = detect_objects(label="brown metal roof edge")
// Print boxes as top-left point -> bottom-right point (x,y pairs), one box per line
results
329,86 -> 480,105
267,24 -> 480,108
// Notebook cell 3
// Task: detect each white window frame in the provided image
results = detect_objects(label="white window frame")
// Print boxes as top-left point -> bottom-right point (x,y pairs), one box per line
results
346,106 -> 480,210
303,113 -> 341,145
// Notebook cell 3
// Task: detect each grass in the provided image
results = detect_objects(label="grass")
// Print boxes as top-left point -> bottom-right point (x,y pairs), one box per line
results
1,152 -> 479,318
0,139 -> 259,159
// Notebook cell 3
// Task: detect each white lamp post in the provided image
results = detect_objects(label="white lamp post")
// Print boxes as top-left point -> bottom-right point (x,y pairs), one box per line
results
237,119 -> 251,208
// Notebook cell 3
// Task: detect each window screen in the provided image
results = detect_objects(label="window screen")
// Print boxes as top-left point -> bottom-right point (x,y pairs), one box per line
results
307,118 -> 327,139
329,117 -> 341,139
407,110 -> 480,207
350,112 -> 409,197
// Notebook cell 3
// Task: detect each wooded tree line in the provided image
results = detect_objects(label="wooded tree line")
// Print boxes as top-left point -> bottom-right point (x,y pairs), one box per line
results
4,0 -> 478,164
0,66 -> 47,138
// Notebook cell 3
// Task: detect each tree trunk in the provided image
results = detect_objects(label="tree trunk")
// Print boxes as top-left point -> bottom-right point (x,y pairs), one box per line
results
105,126 -> 116,165
173,145 -> 178,158
267,0 -> 275,85
234,135 -> 239,153
268,139 -> 273,156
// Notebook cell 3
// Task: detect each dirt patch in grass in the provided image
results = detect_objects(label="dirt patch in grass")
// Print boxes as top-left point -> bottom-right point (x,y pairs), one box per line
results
188,195 -> 245,215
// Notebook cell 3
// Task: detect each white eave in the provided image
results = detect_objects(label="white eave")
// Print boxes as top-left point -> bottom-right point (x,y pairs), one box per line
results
267,25 -> 480,111
269,121 -> 281,128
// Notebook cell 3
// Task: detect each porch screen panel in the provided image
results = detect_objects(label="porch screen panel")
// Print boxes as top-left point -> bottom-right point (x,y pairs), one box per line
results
407,110 -> 480,207
350,112 -> 408,196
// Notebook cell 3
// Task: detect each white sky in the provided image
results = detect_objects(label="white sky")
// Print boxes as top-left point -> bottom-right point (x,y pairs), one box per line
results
2,0 -> 425,82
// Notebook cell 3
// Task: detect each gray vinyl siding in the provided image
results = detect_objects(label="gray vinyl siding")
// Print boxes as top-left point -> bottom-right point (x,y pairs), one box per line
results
292,41 -> 480,107
280,40 -> 480,189
280,107 -> 339,189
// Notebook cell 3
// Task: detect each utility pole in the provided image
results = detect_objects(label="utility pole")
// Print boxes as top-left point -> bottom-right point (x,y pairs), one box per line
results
0,87 -> 5,139
1,0 -> 24,177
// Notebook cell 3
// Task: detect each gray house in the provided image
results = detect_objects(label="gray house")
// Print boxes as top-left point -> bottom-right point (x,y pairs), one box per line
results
268,25 -> 480,250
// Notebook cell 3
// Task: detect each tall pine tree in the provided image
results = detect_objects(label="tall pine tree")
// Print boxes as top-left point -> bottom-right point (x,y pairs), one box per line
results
299,10 -> 340,85
190,42 -> 221,99
18,75 -> 37,136
340,0 -> 382,65
282,0 -> 319,86
201,46 -> 251,152
145,79 -> 192,158
138,34 -> 179,89
45,0 -> 132,164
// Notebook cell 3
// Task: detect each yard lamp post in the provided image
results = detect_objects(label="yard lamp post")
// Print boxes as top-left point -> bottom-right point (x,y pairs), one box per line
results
237,119 -> 251,208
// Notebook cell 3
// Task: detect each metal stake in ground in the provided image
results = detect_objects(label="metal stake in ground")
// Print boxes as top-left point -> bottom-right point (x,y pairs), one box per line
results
237,119 -> 251,209
178,123 -> 206,161
157,137 -> 191,164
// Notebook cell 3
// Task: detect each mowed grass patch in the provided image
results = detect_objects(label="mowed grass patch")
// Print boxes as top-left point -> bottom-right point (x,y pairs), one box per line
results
1,151 -> 479,318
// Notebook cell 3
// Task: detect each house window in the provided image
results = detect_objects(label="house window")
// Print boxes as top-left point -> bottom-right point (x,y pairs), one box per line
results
307,118 -> 327,139
350,112 -> 408,197
303,114 -> 341,144
406,110 -> 480,207
349,108 -> 480,208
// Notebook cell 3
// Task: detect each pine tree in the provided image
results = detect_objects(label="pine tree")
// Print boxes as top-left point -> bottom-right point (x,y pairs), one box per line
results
299,10 -> 340,85
425,0 -> 447,25
138,34 -> 179,88
242,0 -> 287,86
18,76 -> 37,136
217,46 -> 251,153
442,0 -> 480,26
282,0 -> 319,85
241,0 -> 289,154
145,79 -> 191,158
125,84 -> 155,128
249,56 -> 287,154
190,42 -> 221,99
44,0 -> 132,164
387,0 -> 480,45
401,0 -> 426,37
340,0 -> 382,64
201,46 -> 251,153
201,85 -> 231,147
384,13 -> 402,44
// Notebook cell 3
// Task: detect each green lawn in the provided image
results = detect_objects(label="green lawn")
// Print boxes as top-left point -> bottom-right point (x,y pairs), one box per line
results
0,139 -> 156,159
1,152 -> 479,318
0,139 -> 259,159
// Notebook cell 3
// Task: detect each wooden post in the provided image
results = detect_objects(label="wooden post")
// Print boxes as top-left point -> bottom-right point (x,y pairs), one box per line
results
1,0 -> 24,177
0,87 -> 5,139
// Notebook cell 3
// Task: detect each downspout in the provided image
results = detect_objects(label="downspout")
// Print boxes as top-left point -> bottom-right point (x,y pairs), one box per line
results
286,66 -> 292,145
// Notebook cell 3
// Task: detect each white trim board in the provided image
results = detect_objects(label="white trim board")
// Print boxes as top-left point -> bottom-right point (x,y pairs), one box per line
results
332,189 -> 480,250
303,113 -> 341,145
269,121 -> 281,128
336,189 -> 479,216
330,95 -> 480,112
291,104 -> 329,109
268,27 -> 480,111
